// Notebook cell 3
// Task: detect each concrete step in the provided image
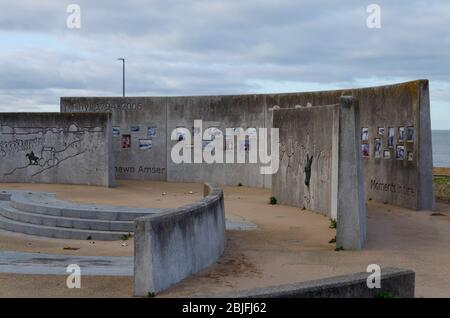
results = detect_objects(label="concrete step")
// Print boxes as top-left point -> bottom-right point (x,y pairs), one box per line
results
0,201 -> 133,232
0,191 -> 11,201
0,214 -> 131,241
10,192 -> 160,221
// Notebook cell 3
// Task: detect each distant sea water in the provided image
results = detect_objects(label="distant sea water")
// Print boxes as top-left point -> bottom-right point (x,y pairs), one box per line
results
433,130 -> 450,167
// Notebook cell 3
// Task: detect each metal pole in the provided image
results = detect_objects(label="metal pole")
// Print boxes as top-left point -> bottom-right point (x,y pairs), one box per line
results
122,59 -> 125,97
117,58 -> 125,97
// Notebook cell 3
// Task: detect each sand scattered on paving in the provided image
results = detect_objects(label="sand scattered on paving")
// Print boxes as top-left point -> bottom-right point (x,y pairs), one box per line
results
0,180 -> 449,297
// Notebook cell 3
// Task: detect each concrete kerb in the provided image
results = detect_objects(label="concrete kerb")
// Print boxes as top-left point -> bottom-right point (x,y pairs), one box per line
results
205,267 -> 415,298
133,182 -> 226,296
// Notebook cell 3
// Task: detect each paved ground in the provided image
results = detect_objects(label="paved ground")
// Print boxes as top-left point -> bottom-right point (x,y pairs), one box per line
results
0,251 -> 133,276
0,180 -> 449,298
0,216 -> 254,277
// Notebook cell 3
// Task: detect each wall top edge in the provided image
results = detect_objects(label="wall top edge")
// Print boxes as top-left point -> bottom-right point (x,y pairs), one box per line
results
59,79 -> 428,101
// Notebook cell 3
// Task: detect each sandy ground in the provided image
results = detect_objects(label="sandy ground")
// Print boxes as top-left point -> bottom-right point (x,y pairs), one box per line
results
0,274 -> 132,298
0,180 -> 449,298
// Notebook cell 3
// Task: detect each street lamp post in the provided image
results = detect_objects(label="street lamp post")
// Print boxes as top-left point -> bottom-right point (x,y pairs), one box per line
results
117,58 -> 125,97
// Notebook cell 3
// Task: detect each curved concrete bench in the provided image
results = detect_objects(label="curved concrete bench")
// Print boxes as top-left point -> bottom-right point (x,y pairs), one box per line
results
0,202 -> 133,232
134,182 -> 226,295
10,191 -> 158,221
0,190 -> 164,241
0,190 -> 11,201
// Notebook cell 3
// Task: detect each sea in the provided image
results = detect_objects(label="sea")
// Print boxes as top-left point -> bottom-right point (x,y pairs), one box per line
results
433,130 -> 450,167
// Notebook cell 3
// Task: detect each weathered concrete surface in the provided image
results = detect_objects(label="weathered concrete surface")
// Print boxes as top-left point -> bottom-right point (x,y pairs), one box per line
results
0,189 -> 250,241
61,97 -> 167,182
337,97 -> 366,250
0,112 -> 114,187
0,250 -> 132,276
0,190 -> 161,241
61,80 -> 435,210
418,82 -> 435,210
7,190 -> 159,221
0,190 -> 11,201
165,96 -> 269,188
272,98 -> 365,249
61,96 -> 269,188
266,80 -> 434,210
208,267 -> 415,298
133,183 -> 225,296
272,105 -> 339,217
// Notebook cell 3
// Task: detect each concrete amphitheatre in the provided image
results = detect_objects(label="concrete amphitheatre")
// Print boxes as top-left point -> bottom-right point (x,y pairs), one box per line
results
0,79 -> 447,298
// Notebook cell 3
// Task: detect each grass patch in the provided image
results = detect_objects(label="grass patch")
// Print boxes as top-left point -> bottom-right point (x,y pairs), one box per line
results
434,175 -> 450,185
434,176 -> 450,203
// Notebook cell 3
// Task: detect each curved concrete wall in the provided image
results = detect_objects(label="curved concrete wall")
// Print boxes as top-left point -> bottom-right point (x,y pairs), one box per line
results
61,79 -> 434,210
273,104 -> 339,216
0,113 -> 114,187
133,182 -> 225,295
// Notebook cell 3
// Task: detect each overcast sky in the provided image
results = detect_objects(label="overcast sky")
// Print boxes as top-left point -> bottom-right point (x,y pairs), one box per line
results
0,0 -> 449,128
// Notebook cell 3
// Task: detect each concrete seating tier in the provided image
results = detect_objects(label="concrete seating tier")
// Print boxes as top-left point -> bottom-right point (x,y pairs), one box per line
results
0,190 -> 162,241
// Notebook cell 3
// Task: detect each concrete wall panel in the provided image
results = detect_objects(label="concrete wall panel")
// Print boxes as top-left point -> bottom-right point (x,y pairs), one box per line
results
0,112 -> 114,187
165,95 -> 267,187
61,80 -> 434,210
61,97 -> 167,181
272,105 -> 339,217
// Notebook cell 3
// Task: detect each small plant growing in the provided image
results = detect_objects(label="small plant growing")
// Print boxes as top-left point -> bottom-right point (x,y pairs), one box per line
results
269,196 -> 278,205
335,246 -> 344,251
86,235 -> 92,240
147,292 -> 155,298
121,233 -> 133,241
329,218 -> 337,229
238,183 -> 243,187
328,236 -> 336,244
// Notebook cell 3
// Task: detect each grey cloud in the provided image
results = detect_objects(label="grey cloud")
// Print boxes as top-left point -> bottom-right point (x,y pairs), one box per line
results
0,0 -> 449,127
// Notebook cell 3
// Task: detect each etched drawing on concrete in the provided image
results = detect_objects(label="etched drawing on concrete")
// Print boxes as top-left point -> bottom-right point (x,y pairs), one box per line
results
0,113 -> 114,187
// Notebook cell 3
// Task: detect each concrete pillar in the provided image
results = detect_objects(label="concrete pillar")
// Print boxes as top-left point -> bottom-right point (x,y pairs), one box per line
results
418,80 -> 436,210
336,96 -> 366,250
